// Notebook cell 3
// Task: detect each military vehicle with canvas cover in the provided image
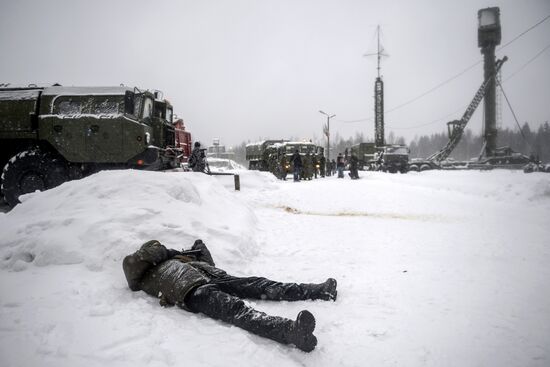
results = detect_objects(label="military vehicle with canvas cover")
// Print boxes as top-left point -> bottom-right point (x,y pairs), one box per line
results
245,139 -> 286,170
277,141 -> 317,173
0,84 -> 180,207
350,142 -> 377,170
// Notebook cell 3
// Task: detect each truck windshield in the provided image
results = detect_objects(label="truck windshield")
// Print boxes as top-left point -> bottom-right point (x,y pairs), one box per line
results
166,107 -> 173,123
386,147 -> 409,155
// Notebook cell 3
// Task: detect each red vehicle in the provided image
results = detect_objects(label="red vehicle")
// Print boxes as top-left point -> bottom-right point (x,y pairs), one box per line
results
174,118 -> 192,164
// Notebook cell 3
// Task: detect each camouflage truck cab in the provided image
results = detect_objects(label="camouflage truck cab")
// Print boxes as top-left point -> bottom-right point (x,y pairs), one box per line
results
278,141 -> 317,173
0,85 -> 174,206
152,94 -> 182,169
378,145 -> 410,173
350,142 -> 377,170
245,139 -> 286,170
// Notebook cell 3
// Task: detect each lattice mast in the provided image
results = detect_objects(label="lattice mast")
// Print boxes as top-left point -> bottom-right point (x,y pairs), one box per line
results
365,25 -> 388,147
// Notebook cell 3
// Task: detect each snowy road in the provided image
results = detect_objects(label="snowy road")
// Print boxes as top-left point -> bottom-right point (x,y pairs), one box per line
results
1,169 -> 549,366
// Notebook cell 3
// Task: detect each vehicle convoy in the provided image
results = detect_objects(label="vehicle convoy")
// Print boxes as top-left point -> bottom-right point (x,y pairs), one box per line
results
0,84 -> 181,207
245,140 -> 322,178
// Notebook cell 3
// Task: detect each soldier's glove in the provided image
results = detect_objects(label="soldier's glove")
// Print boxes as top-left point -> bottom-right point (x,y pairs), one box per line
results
191,239 -> 215,266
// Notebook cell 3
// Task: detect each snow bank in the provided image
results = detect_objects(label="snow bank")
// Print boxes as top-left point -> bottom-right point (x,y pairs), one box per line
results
0,169 -> 258,273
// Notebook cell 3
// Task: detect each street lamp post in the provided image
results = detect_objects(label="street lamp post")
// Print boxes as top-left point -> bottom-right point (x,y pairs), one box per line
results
319,110 -> 335,167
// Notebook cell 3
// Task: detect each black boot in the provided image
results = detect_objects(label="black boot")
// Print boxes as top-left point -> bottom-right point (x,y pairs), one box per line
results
301,278 -> 337,301
187,284 -> 318,352
260,278 -> 337,302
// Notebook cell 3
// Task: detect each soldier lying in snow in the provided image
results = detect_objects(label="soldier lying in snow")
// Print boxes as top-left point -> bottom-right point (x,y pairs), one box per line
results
123,239 -> 337,352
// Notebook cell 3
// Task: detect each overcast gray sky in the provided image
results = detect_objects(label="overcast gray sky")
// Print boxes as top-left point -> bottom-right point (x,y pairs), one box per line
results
1,0 -> 549,147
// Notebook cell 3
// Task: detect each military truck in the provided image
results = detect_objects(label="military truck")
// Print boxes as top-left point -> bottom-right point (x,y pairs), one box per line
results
152,93 -> 182,169
376,145 -> 410,173
0,84 -> 180,207
277,141 -> 317,176
350,142 -> 377,170
173,118 -> 192,163
245,139 -> 286,170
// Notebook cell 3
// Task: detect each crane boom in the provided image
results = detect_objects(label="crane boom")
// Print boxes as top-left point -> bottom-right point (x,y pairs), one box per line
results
427,56 -> 507,162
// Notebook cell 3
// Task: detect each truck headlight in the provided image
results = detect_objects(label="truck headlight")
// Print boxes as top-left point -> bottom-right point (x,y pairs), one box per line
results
145,132 -> 151,144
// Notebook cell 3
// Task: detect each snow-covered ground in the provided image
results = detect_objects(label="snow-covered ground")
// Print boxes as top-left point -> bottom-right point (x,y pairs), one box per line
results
1,169 -> 549,367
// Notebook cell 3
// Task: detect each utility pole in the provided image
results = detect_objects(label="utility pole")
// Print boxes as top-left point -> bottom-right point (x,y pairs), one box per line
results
320,110 -> 335,164
478,7 -> 501,157
364,25 -> 388,147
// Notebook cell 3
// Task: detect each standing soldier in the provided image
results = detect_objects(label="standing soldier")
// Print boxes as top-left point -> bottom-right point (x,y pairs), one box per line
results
349,153 -> 359,179
291,149 -> 302,182
279,153 -> 288,180
189,141 -> 207,173
303,152 -> 313,180
336,153 -> 345,178
312,154 -> 319,179
268,151 -> 278,177
319,155 -> 326,178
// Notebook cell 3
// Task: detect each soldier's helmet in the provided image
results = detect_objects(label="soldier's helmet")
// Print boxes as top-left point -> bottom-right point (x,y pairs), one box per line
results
194,141 -> 201,148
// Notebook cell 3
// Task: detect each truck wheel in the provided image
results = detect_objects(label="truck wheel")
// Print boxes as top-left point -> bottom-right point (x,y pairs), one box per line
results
420,164 -> 431,171
45,158 -> 70,188
1,150 -> 69,207
408,164 -> 419,172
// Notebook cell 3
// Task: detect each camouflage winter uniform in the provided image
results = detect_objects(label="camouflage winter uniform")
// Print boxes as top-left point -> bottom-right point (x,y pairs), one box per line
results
303,153 -> 313,180
189,147 -> 206,172
123,239 -> 218,309
278,155 -> 288,180
319,156 -> 326,177
122,239 -> 338,352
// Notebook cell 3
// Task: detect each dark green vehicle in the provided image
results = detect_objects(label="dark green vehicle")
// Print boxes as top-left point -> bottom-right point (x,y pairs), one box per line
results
377,145 -> 410,173
277,141 -> 317,173
245,139 -> 286,170
350,142 -> 377,170
0,84 -> 180,206
152,94 -> 182,169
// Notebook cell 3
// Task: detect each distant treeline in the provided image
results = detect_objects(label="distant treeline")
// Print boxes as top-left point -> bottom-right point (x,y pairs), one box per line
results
229,121 -> 550,165
408,122 -> 550,162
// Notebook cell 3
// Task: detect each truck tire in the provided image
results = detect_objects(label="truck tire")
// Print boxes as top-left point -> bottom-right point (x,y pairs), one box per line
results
420,164 -> 432,171
1,149 -> 69,207
408,164 -> 419,172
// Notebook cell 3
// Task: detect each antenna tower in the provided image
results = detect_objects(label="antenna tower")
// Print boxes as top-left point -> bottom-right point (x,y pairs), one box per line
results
364,25 -> 388,147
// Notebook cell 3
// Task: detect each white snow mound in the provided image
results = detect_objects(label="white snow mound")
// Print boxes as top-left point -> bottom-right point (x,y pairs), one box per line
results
0,169 -> 258,272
